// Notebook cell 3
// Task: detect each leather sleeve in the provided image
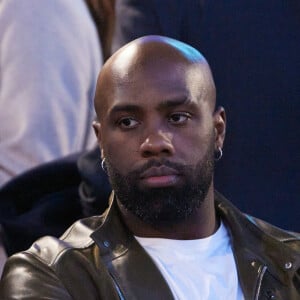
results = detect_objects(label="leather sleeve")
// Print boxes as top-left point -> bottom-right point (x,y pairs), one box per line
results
0,252 -> 72,299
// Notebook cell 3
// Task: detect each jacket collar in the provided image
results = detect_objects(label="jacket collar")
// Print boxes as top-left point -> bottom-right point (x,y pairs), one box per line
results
91,191 -> 300,299
215,191 -> 300,298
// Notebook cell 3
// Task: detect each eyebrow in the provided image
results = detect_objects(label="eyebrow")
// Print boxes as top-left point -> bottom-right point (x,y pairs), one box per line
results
157,97 -> 193,110
108,97 -> 194,117
109,104 -> 141,116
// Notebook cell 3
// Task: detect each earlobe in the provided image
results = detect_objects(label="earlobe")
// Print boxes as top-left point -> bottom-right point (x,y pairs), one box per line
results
213,106 -> 226,149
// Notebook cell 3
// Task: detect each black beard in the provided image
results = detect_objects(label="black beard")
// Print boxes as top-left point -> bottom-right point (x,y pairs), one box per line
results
106,144 -> 214,226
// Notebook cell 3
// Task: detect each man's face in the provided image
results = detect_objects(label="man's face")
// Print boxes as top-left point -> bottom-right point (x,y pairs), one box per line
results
95,57 -> 223,225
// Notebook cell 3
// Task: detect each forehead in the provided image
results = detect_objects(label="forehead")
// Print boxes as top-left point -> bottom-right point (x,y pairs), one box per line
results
107,60 -> 209,111
95,40 -> 216,120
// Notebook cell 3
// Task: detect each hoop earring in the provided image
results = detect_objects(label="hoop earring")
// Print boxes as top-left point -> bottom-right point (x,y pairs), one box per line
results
101,158 -> 107,173
214,147 -> 223,161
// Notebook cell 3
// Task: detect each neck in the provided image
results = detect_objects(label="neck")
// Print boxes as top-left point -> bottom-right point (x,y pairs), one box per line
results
117,187 -> 219,240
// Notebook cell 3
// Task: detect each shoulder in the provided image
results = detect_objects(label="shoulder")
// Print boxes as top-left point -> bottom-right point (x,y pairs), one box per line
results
0,215 -> 117,299
24,215 -> 104,266
248,215 -> 300,251
215,191 -> 300,251
2,215 -> 104,272
0,216 -> 103,298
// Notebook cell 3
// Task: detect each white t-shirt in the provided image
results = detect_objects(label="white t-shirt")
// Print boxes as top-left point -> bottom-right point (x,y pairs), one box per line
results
135,222 -> 244,300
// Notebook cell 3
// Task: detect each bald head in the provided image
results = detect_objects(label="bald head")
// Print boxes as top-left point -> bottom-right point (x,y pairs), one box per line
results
94,35 -> 216,119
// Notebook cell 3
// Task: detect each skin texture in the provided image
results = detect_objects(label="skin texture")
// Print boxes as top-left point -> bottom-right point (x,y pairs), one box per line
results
93,35 -> 226,239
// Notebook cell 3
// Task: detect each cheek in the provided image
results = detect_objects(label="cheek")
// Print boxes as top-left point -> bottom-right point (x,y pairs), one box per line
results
175,126 -> 214,163
102,134 -> 139,171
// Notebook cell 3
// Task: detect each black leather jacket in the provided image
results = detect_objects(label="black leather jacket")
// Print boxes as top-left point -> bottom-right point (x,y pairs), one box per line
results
0,192 -> 299,299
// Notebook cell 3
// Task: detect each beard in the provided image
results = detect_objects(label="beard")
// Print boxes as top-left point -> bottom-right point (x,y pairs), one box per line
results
105,140 -> 215,226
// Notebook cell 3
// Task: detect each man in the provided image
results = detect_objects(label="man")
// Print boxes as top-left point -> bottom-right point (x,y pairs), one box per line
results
0,36 -> 299,299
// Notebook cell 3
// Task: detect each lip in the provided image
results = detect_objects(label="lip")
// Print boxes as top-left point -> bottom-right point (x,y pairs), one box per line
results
139,166 -> 181,188
140,166 -> 180,179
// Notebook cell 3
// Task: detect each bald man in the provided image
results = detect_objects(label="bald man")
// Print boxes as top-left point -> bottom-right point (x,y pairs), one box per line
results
0,36 -> 299,300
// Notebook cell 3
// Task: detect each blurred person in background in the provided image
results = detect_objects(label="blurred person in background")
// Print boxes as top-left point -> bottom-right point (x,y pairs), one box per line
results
0,0 -> 102,186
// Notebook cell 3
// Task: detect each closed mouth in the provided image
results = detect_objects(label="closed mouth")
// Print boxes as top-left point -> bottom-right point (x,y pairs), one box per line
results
140,166 -> 180,179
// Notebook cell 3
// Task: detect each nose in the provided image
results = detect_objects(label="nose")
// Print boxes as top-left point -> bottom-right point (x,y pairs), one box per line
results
140,130 -> 175,158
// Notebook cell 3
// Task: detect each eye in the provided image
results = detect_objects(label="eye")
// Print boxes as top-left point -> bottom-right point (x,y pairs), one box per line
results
168,112 -> 191,125
118,117 -> 139,129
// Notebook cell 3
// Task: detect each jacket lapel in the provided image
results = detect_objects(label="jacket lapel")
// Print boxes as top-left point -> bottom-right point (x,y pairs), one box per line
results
91,194 -> 174,300
215,191 -> 300,299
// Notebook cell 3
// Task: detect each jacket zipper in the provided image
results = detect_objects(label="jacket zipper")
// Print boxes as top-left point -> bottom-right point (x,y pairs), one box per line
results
254,265 -> 267,300
112,278 -> 125,300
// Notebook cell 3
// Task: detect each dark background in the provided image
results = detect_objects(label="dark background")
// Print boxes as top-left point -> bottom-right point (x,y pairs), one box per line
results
200,1 -> 300,230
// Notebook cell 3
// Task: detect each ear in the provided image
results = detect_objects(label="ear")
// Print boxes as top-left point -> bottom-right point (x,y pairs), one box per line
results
93,121 -> 106,158
92,120 -> 101,139
213,106 -> 226,150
